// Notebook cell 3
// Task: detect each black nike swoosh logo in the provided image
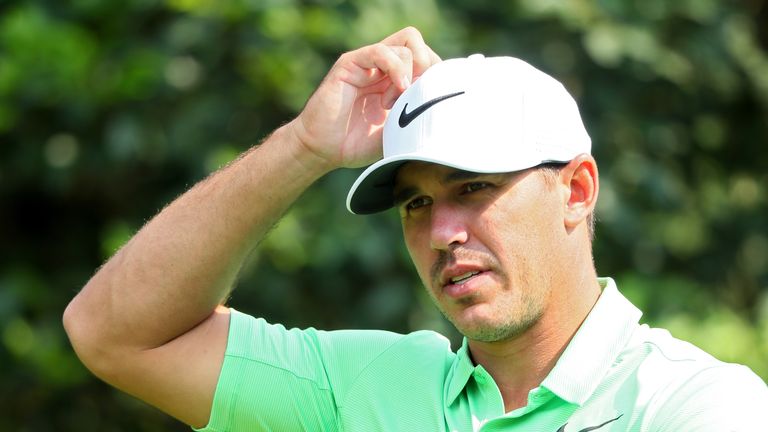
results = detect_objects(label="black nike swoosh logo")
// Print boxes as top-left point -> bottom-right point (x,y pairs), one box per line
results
556,414 -> 623,432
398,91 -> 465,128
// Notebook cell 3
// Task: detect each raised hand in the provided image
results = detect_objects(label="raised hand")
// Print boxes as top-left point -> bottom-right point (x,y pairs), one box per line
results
290,27 -> 441,170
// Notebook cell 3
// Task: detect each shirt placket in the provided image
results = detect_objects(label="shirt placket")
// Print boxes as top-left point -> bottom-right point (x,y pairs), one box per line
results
467,366 -> 504,431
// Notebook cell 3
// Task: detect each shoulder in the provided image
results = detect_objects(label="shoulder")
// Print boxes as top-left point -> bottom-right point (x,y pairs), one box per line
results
318,328 -> 454,388
647,363 -> 768,431
225,309 -> 426,364
628,325 -> 768,430
628,324 -> 765,389
633,325 -> 719,368
227,308 -> 451,358
226,309 -> 454,386
331,330 -> 454,429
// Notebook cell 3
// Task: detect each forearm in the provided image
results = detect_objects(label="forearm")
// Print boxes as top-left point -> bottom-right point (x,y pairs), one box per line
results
64,120 -> 333,353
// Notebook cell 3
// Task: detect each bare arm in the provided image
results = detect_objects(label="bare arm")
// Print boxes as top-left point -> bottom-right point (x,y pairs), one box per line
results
63,27 -> 440,428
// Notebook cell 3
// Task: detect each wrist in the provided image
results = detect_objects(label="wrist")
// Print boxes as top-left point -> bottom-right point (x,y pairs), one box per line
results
284,117 -> 338,176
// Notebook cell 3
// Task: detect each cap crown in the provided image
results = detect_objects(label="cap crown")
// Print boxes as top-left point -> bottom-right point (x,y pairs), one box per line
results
346,54 -> 591,214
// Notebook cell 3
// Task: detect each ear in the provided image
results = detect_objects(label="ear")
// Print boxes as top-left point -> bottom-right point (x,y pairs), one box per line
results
560,154 -> 599,232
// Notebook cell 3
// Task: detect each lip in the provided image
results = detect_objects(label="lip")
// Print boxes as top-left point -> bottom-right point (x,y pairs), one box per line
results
439,265 -> 489,299
440,264 -> 487,286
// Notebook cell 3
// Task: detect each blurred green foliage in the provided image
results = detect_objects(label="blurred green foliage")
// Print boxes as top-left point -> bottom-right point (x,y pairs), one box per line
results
1,0 -> 767,430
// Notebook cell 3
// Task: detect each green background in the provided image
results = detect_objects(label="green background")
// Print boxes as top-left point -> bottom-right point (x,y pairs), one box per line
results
1,0 -> 767,430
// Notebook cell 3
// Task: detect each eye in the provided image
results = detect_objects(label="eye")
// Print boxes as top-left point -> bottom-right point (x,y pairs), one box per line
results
461,182 -> 491,194
405,196 -> 432,211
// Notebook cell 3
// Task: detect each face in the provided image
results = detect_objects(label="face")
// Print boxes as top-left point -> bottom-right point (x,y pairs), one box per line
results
394,162 -> 566,342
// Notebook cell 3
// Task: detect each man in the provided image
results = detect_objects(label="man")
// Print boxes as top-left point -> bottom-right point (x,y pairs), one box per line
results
64,27 -> 767,431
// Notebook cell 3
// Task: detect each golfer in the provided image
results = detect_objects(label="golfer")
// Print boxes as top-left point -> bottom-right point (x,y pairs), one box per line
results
64,27 -> 768,431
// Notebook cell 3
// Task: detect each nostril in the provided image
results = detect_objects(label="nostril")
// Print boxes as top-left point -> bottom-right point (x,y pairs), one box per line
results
429,222 -> 469,251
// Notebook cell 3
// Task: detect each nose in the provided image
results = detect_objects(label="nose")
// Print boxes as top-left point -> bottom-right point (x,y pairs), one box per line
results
429,203 -> 469,251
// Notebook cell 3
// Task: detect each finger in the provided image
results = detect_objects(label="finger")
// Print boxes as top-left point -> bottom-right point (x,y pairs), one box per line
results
338,43 -> 413,91
388,45 -> 414,88
381,26 -> 437,79
412,45 -> 442,81
371,46 -> 413,108
381,82 -> 401,109
426,46 -> 442,68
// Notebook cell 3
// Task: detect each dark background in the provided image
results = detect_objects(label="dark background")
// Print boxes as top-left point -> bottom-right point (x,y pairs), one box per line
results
1,0 -> 767,430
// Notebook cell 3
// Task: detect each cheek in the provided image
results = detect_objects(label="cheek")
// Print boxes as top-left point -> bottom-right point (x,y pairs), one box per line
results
403,225 -> 431,279
482,195 -> 560,257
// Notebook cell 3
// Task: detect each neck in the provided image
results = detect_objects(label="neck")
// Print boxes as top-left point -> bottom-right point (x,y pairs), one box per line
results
468,264 -> 601,412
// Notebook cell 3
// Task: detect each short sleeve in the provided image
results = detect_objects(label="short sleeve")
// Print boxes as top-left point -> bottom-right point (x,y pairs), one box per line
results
195,309 -> 408,432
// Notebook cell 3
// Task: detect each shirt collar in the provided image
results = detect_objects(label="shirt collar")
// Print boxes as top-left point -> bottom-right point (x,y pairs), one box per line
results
540,277 -> 642,405
443,277 -> 642,407
444,337 -> 476,406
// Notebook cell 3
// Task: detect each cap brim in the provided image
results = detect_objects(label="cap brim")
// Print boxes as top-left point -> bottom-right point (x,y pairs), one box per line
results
346,151 -> 551,214
346,157 -> 409,215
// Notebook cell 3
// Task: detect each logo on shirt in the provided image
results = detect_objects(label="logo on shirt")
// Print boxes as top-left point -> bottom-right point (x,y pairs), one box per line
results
556,414 -> 623,432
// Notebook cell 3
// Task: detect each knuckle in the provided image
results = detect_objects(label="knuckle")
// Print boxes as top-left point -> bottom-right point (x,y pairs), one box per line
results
401,26 -> 422,39
336,50 -> 353,64
392,45 -> 413,60
373,43 -> 397,63
373,42 -> 391,56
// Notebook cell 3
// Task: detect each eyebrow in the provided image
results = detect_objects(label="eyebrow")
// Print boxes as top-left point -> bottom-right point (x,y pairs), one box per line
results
444,170 -> 485,183
393,186 -> 419,208
392,170 -> 499,207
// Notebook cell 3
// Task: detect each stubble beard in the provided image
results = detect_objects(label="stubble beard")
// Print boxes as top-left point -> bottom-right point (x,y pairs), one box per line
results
427,248 -> 546,343
433,290 -> 545,343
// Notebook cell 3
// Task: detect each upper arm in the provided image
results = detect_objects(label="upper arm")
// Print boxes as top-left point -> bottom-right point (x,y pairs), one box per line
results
94,306 -> 231,429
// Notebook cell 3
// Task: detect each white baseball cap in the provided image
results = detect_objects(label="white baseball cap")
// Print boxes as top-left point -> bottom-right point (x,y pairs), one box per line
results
346,54 -> 591,214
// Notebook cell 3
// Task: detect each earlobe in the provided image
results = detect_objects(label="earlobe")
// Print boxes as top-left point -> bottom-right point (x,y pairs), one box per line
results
562,154 -> 599,231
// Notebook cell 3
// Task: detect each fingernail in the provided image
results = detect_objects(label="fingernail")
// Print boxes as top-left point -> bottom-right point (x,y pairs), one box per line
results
401,76 -> 411,89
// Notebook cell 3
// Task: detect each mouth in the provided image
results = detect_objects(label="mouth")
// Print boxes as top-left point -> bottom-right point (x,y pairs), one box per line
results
449,271 -> 480,285
439,268 -> 489,300
441,266 -> 487,287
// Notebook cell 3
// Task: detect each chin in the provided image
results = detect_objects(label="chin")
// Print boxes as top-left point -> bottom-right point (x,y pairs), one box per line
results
455,311 -> 539,343
460,326 -> 511,343
453,315 -> 509,342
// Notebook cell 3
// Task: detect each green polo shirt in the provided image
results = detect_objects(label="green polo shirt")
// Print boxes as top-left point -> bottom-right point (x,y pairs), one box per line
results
197,278 -> 768,431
